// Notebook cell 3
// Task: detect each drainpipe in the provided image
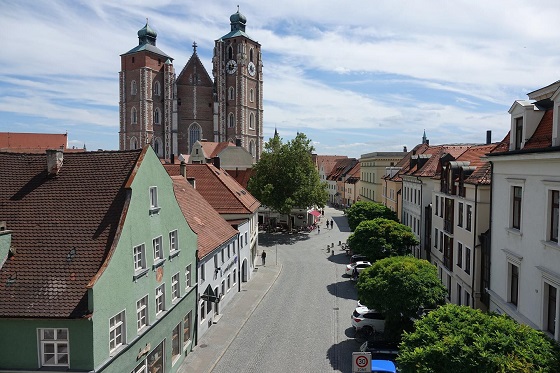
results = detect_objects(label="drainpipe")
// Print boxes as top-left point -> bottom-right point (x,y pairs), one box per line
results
471,183 -> 478,308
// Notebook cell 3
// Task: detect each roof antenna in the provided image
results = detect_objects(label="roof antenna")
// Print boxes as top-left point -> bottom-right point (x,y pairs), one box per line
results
237,5 -> 240,12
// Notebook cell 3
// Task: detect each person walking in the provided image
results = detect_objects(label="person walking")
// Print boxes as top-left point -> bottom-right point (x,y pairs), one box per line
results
331,219 -> 334,229
318,226 -> 321,234
261,250 -> 267,266
326,220 -> 330,229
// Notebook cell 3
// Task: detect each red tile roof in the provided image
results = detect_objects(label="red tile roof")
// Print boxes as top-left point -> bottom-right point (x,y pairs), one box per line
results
0,132 -> 68,153
315,155 -> 347,175
165,163 -> 260,214
524,109 -> 553,149
327,158 -> 358,180
0,149 -> 142,318
200,141 -> 235,159
412,145 -> 470,177
172,176 -> 237,259
226,168 -> 254,189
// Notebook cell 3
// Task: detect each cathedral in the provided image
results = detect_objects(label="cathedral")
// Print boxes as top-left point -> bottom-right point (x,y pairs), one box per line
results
118,8 -> 263,161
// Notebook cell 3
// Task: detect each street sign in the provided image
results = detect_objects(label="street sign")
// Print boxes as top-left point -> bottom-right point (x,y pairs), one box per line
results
352,351 -> 372,372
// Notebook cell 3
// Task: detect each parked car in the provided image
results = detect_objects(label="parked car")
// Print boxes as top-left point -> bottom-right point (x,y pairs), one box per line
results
345,261 -> 371,277
351,306 -> 386,333
350,254 -> 368,264
370,360 -> 397,373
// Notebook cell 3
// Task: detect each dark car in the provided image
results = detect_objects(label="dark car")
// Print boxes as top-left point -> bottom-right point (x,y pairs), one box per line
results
350,254 -> 368,264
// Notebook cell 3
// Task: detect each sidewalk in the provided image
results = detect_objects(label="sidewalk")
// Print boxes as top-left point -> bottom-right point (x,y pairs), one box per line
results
178,260 -> 282,373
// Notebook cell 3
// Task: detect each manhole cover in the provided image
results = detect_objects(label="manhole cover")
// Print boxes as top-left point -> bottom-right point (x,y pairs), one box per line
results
200,344 -> 208,348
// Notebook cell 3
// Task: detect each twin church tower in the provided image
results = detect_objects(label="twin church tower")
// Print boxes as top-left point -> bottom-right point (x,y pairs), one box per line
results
118,9 -> 263,161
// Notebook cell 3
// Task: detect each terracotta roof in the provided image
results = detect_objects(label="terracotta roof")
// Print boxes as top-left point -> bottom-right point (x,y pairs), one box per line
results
172,176 -> 237,259
345,163 -> 360,184
0,132 -> 68,153
524,109 -> 553,149
315,155 -> 347,175
200,141 -> 235,159
412,145 -> 470,177
327,158 -> 358,181
165,163 -> 260,214
0,149 -> 142,318
226,168 -> 254,189
465,162 -> 492,185
384,143 -> 430,182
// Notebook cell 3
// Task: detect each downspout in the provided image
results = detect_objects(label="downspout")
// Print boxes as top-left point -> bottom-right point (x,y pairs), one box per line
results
471,183 -> 478,308
417,176 -> 423,259
194,250 -> 200,346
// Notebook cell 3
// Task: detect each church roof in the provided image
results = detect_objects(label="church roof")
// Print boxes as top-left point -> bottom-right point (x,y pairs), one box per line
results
176,43 -> 213,85
122,21 -> 172,59
122,43 -> 172,59
218,8 -> 257,43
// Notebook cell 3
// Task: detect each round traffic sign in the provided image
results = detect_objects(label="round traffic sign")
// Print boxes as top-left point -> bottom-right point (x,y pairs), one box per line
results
355,355 -> 369,368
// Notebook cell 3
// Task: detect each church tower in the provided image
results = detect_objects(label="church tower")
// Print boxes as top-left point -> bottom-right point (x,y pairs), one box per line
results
119,21 -> 176,158
213,8 -> 263,160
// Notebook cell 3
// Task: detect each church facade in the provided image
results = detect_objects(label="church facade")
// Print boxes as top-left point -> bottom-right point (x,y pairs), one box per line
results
119,9 -> 263,161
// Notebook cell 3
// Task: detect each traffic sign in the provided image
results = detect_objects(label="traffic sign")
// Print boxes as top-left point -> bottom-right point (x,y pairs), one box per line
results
352,351 -> 372,372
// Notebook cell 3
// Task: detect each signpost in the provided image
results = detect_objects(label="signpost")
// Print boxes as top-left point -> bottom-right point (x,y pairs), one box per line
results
352,351 -> 371,372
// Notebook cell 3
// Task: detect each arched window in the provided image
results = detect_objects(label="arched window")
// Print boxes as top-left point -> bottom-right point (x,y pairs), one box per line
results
153,137 -> 163,157
249,113 -> 255,129
130,137 -> 138,150
189,123 -> 201,152
228,113 -> 235,128
229,87 -> 235,100
250,89 -> 254,102
249,140 -> 255,157
131,107 -> 137,124
250,48 -> 254,62
228,46 -> 233,60
131,80 -> 137,95
154,108 -> 160,125
154,81 -> 161,96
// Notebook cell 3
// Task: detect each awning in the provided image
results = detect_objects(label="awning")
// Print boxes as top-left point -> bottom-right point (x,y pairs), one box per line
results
309,209 -> 321,217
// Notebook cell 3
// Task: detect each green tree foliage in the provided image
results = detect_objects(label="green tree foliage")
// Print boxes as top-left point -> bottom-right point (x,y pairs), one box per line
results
346,201 -> 398,231
356,256 -> 446,337
398,304 -> 560,373
247,133 -> 328,224
347,218 -> 419,262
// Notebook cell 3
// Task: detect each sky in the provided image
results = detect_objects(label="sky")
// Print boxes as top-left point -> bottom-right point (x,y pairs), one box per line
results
1,0 -> 560,159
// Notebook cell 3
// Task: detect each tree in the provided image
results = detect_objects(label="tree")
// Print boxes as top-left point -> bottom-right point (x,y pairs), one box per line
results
347,218 -> 419,262
397,304 -> 560,373
247,132 -> 328,229
356,256 -> 446,337
346,201 -> 398,231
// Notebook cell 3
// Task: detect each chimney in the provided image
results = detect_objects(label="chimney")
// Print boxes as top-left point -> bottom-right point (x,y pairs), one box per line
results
486,130 -> 492,145
187,177 -> 196,188
403,146 -> 407,152
46,149 -> 63,176
213,156 -> 221,169
170,153 -> 175,164
235,138 -> 242,147
180,161 -> 186,178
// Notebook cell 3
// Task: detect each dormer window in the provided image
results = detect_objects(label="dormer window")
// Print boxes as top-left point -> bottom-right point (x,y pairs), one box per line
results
514,117 -> 523,150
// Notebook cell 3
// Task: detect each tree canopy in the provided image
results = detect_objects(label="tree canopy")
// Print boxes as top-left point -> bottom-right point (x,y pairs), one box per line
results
247,132 -> 328,218
356,256 -> 446,337
347,218 -> 418,262
398,304 -> 560,373
346,201 -> 398,231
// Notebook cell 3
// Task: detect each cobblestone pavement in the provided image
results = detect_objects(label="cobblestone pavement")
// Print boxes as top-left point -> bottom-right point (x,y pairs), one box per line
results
210,206 -> 362,373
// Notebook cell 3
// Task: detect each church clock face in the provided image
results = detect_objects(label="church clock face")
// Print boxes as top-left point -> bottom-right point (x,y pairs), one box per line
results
226,60 -> 237,74
247,61 -> 256,76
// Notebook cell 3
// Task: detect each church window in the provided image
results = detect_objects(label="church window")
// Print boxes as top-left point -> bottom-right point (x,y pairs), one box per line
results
228,87 -> 235,100
228,46 -> 233,60
189,123 -> 201,152
228,113 -> 235,128
131,107 -> 137,124
250,89 -> 254,102
154,81 -> 161,96
249,113 -> 255,129
153,138 -> 163,157
130,137 -> 138,150
154,108 -> 161,125
250,48 -> 254,62
131,80 -> 137,96
249,140 -> 255,157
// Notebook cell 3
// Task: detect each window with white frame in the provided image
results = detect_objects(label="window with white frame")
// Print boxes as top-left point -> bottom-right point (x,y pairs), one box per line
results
172,322 -> 181,364
233,269 -> 237,285
149,186 -> 159,210
458,202 -> 464,227
109,311 -> 126,353
249,113 -> 255,129
465,247 -> 471,274
227,274 -> 231,290
214,254 -> 218,270
185,264 -> 192,289
136,295 -> 148,331
155,284 -> 165,315
508,263 -> 519,307
39,328 -> 69,367
183,311 -> 192,347
200,301 -> 205,322
457,283 -> 462,305
172,273 -> 180,301
133,244 -> 146,272
549,190 -> 559,242
200,262 -> 205,283
169,230 -> 178,254
457,242 -> 463,268
228,244 -> 231,258
466,204 -> 472,231
153,236 -> 163,262
221,248 -> 225,264
544,282 -> 557,336
233,240 -> 236,254
512,186 -> 522,230
514,117 -> 523,150
434,228 -> 438,249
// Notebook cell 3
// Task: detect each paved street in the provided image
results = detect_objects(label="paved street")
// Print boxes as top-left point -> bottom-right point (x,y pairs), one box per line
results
183,206 -> 362,373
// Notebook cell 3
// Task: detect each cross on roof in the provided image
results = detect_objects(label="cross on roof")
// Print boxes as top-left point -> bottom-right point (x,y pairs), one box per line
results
192,41 -> 197,53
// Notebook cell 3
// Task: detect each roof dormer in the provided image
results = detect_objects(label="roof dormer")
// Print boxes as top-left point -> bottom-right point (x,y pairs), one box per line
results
508,100 -> 545,151
551,87 -> 560,147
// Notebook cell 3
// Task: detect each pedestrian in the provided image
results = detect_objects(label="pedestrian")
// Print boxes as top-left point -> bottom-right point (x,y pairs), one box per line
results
318,227 -> 321,234
261,250 -> 266,266
331,219 -> 334,229
326,220 -> 330,229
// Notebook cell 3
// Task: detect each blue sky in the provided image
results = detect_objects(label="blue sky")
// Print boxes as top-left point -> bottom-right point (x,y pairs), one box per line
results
1,0 -> 560,158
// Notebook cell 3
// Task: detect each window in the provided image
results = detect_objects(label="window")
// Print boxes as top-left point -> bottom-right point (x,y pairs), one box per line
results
250,88 -> 254,102
228,113 -> 235,128
214,254 -> 218,270
512,186 -> 522,229
545,283 -> 557,335
149,186 -> 159,210
39,328 -> 69,367
228,46 -> 233,59
189,123 -> 201,152
509,263 -> 519,306
550,190 -> 559,242
228,87 -> 235,100
172,273 -> 180,301
249,113 -> 255,129
458,202 -> 464,227
200,263 -> 205,283
133,244 -> 146,272
130,137 -> 138,150
147,341 -> 163,373
457,283 -> 462,305
131,107 -> 137,124
434,228 -> 438,249
109,311 -> 126,352
249,140 -> 254,156
227,274 -> 231,290
131,80 -> 137,95
155,284 -> 165,315
221,280 -> 226,297
221,248 -> 225,264
153,236 -> 163,262
249,48 -> 254,62
185,264 -> 192,289
183,311 -> 192,347
233,240 -> 236,254
466,204 -> 472,231
457,242 -> 463,268
464,290 -> 470,307
169,230 -> 178,253
439,231 -> 443,253
447,274 -> 452,300
200,301 -> 205,321
137,296 -> 148,331
465,247 -> 471,274
245,232 -> 248,245
440,197 -> 444,217
154,81 -> 161,96
154,108 -> 160,125
228,244 -> 231,258
514,117 -> 523,150
233,269 -> 237,285
172,323 -> 181,364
